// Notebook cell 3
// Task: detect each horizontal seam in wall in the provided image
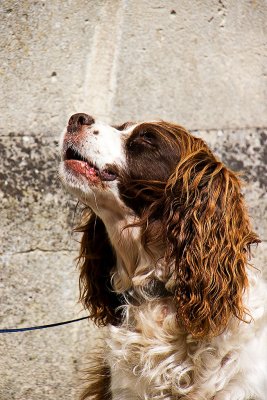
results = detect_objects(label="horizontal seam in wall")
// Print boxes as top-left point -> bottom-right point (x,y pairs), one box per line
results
0,126 -> 266,138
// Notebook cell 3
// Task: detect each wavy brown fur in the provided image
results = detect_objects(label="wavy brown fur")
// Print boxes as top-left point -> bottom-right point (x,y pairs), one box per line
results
75,211 -> 123,327
165,152 -> 259,338
80,349 -> 112,400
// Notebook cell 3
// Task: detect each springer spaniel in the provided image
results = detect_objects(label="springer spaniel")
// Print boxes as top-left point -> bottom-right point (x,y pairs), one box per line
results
59,113 -> 267,400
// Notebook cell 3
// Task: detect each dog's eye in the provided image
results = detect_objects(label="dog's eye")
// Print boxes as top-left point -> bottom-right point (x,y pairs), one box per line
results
139,130 -> 155,144
127,129 -> 156,152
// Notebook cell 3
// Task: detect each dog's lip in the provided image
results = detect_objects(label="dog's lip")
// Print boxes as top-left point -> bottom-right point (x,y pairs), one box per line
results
64,159 -> 101,183
63,147 -> 95,168
63,147 -> 117,182
100,168 -> 117,181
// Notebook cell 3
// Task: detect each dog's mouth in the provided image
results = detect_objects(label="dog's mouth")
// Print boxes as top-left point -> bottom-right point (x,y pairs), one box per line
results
63,147 -> 117,182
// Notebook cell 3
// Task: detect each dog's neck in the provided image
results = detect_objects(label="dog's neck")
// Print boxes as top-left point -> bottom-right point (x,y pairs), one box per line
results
89,194 -> 167,293
92,208 -> 150,293
104,213 -> 152,292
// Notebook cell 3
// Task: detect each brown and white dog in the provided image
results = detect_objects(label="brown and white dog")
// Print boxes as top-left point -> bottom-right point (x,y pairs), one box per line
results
59,113 -> 267,400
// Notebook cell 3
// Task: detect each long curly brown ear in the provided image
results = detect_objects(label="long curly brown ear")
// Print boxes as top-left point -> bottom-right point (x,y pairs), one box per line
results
76,210 -> 123,326
165,143 -> 260,338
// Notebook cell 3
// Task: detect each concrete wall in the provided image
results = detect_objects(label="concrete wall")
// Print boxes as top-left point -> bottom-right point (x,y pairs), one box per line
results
0,1 -> 266,399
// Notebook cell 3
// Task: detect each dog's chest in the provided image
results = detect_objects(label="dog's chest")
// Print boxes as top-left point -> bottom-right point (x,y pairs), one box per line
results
105,305 -> 229,400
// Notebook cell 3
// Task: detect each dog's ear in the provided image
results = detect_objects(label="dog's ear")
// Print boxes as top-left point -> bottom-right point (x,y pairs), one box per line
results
76,211 -> 123,326
164,144 -> 260,338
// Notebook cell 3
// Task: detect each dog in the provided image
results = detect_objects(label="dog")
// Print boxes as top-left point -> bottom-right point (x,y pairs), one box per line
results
59,113 -> 267,399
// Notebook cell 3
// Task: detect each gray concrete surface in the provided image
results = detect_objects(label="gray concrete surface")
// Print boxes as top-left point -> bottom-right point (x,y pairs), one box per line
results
0,1 -> 266,399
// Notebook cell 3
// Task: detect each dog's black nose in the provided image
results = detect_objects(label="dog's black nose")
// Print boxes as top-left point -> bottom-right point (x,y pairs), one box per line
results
67,113 -> 95,133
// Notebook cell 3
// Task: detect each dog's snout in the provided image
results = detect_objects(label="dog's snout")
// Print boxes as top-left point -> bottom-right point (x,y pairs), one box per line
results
67,113 -> 95,133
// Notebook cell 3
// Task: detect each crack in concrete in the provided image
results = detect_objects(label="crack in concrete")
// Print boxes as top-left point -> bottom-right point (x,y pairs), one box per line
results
0,248 -> 78,256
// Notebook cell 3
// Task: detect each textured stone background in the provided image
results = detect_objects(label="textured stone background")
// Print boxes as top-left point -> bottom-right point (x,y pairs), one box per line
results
0,1 -> 266,399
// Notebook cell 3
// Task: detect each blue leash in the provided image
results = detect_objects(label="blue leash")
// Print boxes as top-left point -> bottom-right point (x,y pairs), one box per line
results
0,316 -> 89,333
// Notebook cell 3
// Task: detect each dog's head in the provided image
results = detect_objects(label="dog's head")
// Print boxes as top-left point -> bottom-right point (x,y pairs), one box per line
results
59,113 -> 259,338
59,113 -> 183,216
